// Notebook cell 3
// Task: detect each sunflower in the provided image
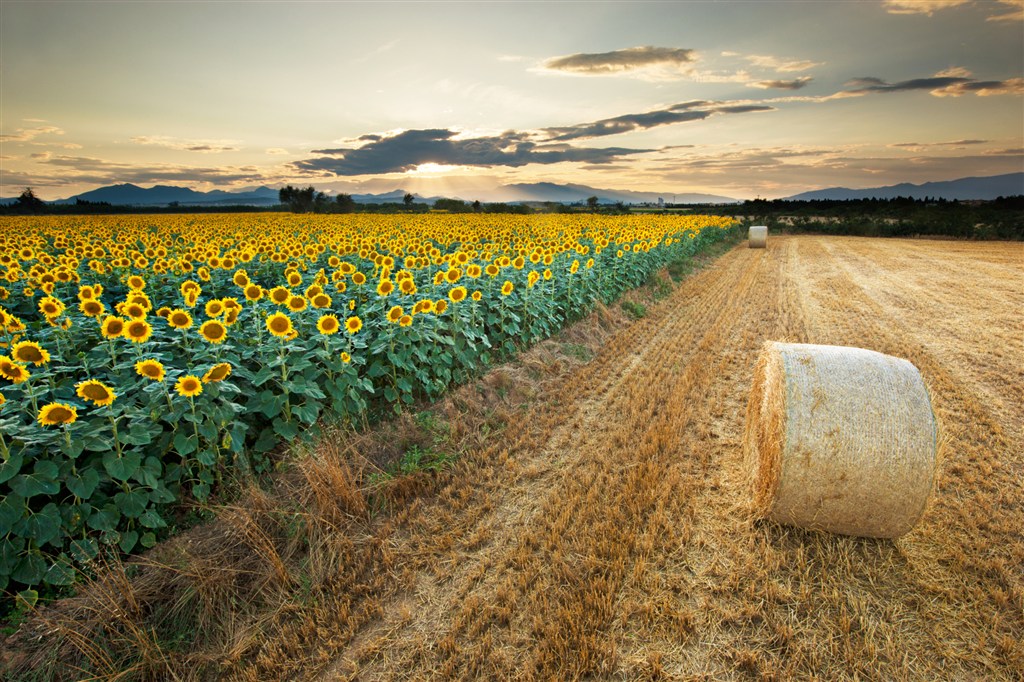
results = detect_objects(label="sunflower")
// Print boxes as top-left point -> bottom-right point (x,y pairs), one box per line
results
527,271 -> 540,288
449,286 -> 467,303
512,256 -> 525,270
223,308 -> 240,326
0,391 -> 5,407
123,319 -> 153,344
485,264 -> 500,278
466,264 -> 482,278
317,314 -> 340,335
233,270 -> 250,287
0,355 -> 30,383
202,362 -> 232,383
345,316 -> 363,334
471,291 -> 482,301
287,295 -> 307,312
419,299 -> 435,314
434,300 -> 448,315
287,271 -> 303,287
155,306 -> 171,318
266,312 -> 294,339
399,314 -> 413,327
244,284 -> 263,302
135,358 -> 166,382
445,268 -> 461,284
127,275 -> 146,290
269,286 -> 291,305
377,279 -> 395,297
352,272 -> 367,286
38,402 -> 77,426
199,320 -> 227,344
38,296 -> 65,318
12,341 -> 50,366
399,278 -> 417,295
78,285 -> 96,300
167,308 -> 193,330
124,302 -> 148,319
181,280 -> 201,296
175,375 -> 203,398
100,316 -> 126,339
76,379 -> 116,407
340,351 -> 351,364
335,281 -> 347,293
204,299 -> 225,317
543,269 -> 552,281
387,305 -> 404,323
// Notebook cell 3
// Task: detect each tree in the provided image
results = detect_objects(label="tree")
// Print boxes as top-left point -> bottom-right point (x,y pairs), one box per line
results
279,185 -> 316,212
335,193 -> 356,213
586,195 -> 599,210
16,187 -> 45,213
403,192 -> 415,206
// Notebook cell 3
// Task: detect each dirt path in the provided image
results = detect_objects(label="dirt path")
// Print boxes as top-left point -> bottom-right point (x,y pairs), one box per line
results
289,236 -> 1023,681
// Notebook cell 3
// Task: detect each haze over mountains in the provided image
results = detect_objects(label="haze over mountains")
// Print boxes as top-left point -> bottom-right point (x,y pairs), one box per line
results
2,173 -> 1020,207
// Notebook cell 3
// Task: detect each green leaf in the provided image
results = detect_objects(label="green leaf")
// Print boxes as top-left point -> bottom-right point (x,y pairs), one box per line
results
87,504 -> 120,532
383,386 -> 398,403
0,451 -> 24,485
60,436 -> 86,459
114,488 -> 149,518
198,418 -> 219,441
252,366 -> 275,386
12,551 -> 46,585
140,531 -> 157,549
292,402 -> 321,425
0,493 -> 26,536
69,537 -> 99,563
16,589 -> 39,609
103,450 -> 141,482
1,536 -> 26,574
10,460 -> 60,498
118,530 -> 139,553
274,419 -> 299,441
173,430 -> 198,456
195,449 -> 216,466
22,504 -> 62,547
139,509 -> 166,529
66,467 -> 101,499
44,555 -> 76,586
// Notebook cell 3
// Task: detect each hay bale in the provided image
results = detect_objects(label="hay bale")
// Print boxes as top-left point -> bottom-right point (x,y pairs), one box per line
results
748,225 -> 767,248
744,342 -> 937,538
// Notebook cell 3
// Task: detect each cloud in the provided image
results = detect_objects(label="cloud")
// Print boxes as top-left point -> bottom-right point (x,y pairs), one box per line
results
265,148 -> 290,155
296,128 -> 651,176
0,125 -> 65,142
882,0 -> 1022,20
748,77 -> 813,90
18,154 -> 280,188
842,74 -> 1024,96
742,54 -> 822,73
543,101 -> 774,141
891,139 -> 988,150
539,46 -> 697,79
130,135 -> 240,153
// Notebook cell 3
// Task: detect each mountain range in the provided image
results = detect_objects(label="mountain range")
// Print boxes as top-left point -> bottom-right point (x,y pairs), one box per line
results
1,173 -> 1020,206
784,173 -> 1023,201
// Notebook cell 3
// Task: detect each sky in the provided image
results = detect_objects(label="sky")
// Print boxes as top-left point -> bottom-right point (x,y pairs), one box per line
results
1,0 -> 1022,201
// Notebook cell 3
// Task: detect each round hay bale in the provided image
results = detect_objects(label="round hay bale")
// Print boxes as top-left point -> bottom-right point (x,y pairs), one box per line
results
748,225 -> 767,248
743,342 -> 937,538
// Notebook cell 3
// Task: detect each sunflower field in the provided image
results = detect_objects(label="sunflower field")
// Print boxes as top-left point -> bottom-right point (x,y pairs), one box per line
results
0,212 -> 736,594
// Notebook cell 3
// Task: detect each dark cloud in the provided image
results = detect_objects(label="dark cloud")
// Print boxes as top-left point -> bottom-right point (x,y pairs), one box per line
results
22,155 -> 272,187
749,77 -> 813,90
541,46 -> 696,75
295,128 -> 650,176
842,75 -> 1023,97
544,103 -> 773,142
892,139 -> 988,148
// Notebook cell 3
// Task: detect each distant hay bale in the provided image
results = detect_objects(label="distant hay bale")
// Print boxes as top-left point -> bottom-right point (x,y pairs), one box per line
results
744,342 -> 937,539
748,225 -> 767,248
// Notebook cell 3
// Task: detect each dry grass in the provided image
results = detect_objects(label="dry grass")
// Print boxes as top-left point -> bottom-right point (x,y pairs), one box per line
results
4,234 -> 1022,681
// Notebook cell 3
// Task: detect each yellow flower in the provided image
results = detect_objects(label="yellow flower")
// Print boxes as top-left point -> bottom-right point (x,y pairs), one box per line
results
199,320 -> 227,344
266,312 -> 294,338
135,358 -> 166,382
471,291 -> 482,301
377,279 -> 395,296
79,299 -> 105,317
485,263 -> 500,278
340,351 -> 351,364
0,355 -> 30,383
387,305 -> 403,323
287,271 -> 303,287
12,341 -> 50,366
501,281 -> 514,296
205,299 -> 225,317
287,295 -> 308,312
100,316 -> 126,339
202,362 -> 232,383
317,314 -> 340,335
466,264 -> 482,278
38,402 -> 77,426
269,286 -> 291,305
0,391 -> 5,407
449,286 -> 467,303
345,316 -> 363,334
244,283 -> 263,301
352,272 -> 366,286
76,379 -> 116,407
311,293 -> 332,309
38,296 -> 65,318
127,275 -> 146,290
434,300 -> 448,315
124,302 -> 147,319
167,308 -> 193,330
233,270 -> 250,287
124,319 -> 153,343
175,374 -> 203,398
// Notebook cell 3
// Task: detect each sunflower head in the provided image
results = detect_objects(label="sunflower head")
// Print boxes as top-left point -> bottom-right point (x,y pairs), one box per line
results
340,351 -> 351,364
12,341 -> 50,366
434,300 -> 448,315
167,308 -> 193,330
266,312 -> 294,339
124,302 -> 147,319
471,291 -> 482,301
312,293 -> 332,309
244,284 -> 263,302
345,316 -> 363,334
233,271 -> 250,287
127,275 -> 146,290
38,402 -> 77,426
387,305 -> 404,323
287,295 -> 307,312
399,314 -> 413,327
124,319 -> 153,344
270,286 -> 291,305
175,375 -> 203,398
377,279 -> 395,297
352,272 -> 367,285
317,314 -> 340,335
199,320 -> 227,344
205,299 -> 225,318
101,316 -> 126,339
501,281 -> 514,296
448,286 -> 467,304
202,362 -> 232,383
135,358 -> 166,382
76,379 -> 116,407
0,355 -> 30,383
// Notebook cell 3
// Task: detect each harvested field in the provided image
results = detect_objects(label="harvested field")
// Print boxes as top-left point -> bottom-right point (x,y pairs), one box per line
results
8,235 -> 1022,681
300,235 -> 1022,681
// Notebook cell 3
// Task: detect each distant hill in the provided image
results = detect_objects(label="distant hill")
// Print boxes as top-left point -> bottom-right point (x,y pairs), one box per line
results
786,173 -> 1024,201
494,182 -> 737,205
53,184 -> 280,206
